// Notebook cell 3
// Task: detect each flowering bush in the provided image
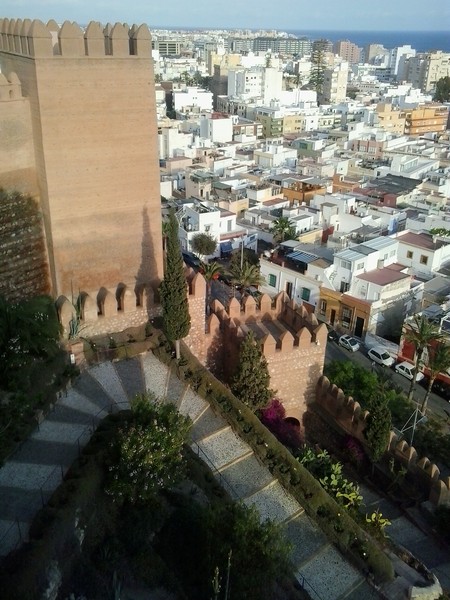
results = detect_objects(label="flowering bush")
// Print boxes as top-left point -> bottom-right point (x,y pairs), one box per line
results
342,435 -> 366,467
106,393 -> 191,505
259,398 -> 303,450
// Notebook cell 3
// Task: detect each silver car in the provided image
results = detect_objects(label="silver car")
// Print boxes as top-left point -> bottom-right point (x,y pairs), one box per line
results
368,347 -> 395,367
338,334 -> 360,352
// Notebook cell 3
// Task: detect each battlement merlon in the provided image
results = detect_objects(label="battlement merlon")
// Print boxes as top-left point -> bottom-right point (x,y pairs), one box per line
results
0,18 -> 152,58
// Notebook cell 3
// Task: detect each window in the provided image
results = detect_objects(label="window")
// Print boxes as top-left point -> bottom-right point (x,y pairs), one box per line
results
340,260 -> 351,270
406,250 -> 413,259
301,287 -> 311,302
320,299 -> 327,315
340,281 -> 350,293
356,262 -> 364,270
342,306 -> 352,329
420,255 -> 428,265
268,274 -> 277,287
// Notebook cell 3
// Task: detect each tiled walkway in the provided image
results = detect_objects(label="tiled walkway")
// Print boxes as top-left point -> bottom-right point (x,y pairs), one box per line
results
0,352 -> 446,599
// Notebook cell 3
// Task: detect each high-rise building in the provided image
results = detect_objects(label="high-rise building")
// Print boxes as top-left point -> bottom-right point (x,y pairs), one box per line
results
333,40 -> 361,64
320,62 -> 348,104
365,43 -> 389,64
389,45 -> 416,79
405,51 -> 450,93
0,18 -> 163,306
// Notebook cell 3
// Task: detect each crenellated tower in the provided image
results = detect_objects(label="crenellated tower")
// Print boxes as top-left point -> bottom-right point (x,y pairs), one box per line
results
0,18 -> 163,309
185,269 -> 327,420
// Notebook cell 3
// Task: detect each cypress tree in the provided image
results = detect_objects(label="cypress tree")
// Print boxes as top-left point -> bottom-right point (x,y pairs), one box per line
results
231,331 -> 272,410
159,209 -> 191,359
364,395 -> 392,465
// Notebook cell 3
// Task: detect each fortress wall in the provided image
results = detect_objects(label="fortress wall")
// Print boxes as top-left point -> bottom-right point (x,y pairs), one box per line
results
0,79 -> 38,195
0,19 -> 163,301
185,272 -> 327,417
316,376 -> 450,507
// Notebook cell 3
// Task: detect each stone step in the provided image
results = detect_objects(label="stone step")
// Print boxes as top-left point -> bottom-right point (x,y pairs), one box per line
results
72,370 -> 117,414
178,387 -> 209,425
114,356 -> 145,402
243,479 -> 304,524
165,368 -> 188,407
88,362 -> 130,409
60,388 -> 107,418
190,406 -> 228,442
0,519 -> 29,557
284,512 -> 328,569
193,425 -> 252,471
215,453 -> 274,500
295,544 -> 363,600
140,352 -> 170,399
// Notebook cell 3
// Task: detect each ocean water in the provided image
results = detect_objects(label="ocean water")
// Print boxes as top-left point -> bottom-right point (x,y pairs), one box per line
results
287,30 -> 450,53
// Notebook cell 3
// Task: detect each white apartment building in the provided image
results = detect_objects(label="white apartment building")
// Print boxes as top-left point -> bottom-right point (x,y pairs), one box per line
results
227,66 -> 283,104
321,62 -> 348,104
389,45 -> 416,78
159,126 -> 194,159
199,114 -> 233,143
173,87 -> 213,112
393,231 -> 450,279
332,236 -> 399,294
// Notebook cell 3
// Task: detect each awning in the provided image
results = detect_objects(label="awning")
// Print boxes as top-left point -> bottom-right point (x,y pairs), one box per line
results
220,241 -> 233,254
286,250 -> 318,264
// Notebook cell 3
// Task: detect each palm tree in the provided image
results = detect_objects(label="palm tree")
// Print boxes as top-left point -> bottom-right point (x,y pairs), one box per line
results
270,217 -> 297,244
421,343 -> 450,413
404,316 -> 442,404
200,261 -> 222,314
228,261 -> 265,297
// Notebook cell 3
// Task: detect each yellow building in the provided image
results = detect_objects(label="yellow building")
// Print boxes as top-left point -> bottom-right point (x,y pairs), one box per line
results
404,105 -> 449,136
376,103 -> 406,135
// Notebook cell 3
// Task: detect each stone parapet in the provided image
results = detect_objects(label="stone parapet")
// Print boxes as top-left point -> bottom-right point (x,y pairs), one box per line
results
316,375 -> 450,507
0,18 -> 152,58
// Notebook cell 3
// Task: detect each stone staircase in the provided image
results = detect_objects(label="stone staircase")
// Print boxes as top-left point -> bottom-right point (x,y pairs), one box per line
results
0,352 -> 379,599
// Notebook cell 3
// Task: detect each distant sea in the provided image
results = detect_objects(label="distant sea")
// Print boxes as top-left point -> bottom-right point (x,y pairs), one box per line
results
286,30 -> 450,53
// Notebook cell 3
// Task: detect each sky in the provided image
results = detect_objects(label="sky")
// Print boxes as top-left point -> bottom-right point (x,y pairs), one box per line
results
2,0 -> 450,31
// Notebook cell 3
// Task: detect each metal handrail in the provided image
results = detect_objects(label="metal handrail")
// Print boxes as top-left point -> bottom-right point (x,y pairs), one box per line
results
191,439 -> 241,501
0,399 -> 132,557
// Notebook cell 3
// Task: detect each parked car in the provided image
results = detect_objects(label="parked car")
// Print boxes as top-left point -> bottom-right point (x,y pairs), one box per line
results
327,329 -> 339,343
394,361 -> 424,382
431,379 -> 450,401
367,346 -> 395,368
182,251 -> 201,270
338,334 -> 360,352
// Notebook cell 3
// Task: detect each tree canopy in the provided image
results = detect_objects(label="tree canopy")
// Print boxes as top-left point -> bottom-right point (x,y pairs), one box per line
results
364,395 -> 392,464
270,217 -> 297,243
0,295 -> 60,390
228,261 -> 265,292
231,331 -> 272,410
106,393 -> 191,505
190,233 -> 217,259
434,76 -> 450,103
159,209 -> 191,358
404,315 -> 442,403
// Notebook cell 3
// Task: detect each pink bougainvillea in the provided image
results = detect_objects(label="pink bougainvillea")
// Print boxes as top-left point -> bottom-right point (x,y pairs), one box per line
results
259,398 -> 303,450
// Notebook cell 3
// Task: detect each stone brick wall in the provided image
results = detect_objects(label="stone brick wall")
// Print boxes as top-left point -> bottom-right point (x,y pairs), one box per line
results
0,19 -> 163,304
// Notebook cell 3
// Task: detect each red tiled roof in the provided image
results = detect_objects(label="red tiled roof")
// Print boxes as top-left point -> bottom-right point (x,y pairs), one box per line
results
357,268 -> 410,286
397,232 -> 445,250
